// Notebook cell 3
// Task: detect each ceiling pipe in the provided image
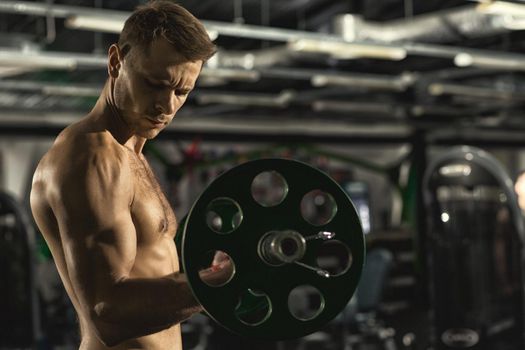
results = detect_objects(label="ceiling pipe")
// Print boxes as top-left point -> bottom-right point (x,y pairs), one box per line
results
0,1 -> 473,63
5,0 -> 505,47
477,1 -> 525,17
195,90 -> 296,107
4,47 -> 525,105
428,82 -> 525,101
0,79 -> 103,96
287,39 -> 407,60
410,104 -> 479,118
0,67 -> 33,77
0,1 -> 127,20
0,48 -> 259,82
311,72 -> 417,91
207,46 -> 293,69
0,48 -> 422,90
0,110 -> 413,138
0,47 -> 106,69
312,100 -> 406,118
453,52 -> 525,71
2,78 -> 519,119
199,67 -> 260,82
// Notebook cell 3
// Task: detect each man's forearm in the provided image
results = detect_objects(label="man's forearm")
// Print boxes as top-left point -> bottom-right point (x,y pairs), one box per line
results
92,272 -> 203,344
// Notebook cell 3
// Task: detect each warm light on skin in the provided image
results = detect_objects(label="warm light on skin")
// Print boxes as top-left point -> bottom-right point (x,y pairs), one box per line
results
109,38 -> 202,142
515,172 -> 525,212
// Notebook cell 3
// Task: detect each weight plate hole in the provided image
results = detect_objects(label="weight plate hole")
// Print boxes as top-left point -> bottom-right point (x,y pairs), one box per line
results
251,171 -> 288,207
281,238 -> 299,257
235,288 -> 272,326
300,190 -> 337,226
198,250 -> 236,287
288,285 -> 325,321
316,240 -> 353,277
206,198 -> 243,234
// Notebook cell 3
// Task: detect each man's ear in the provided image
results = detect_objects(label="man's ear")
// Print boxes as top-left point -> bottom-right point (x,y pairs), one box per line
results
108,44 -> 123,78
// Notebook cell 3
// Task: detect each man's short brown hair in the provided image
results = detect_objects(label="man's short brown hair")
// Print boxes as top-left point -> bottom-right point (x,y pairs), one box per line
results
118,0 -> 216,62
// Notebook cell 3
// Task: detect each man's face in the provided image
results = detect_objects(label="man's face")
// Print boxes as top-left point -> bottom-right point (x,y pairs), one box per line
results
111,38 -> 202,139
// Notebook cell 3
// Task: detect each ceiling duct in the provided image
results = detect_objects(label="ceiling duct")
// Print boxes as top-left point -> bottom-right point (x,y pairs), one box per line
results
333,5 -> 508,43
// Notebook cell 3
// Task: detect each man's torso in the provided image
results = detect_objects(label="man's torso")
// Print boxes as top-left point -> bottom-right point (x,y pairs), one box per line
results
31,119 -> 182,349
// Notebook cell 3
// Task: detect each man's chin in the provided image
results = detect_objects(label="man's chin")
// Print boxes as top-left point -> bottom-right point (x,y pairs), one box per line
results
139,129 -> 162,140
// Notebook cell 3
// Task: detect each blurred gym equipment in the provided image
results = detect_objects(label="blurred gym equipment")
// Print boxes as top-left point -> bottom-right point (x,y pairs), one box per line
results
0,191 -> 42,348
424,146 -> 525,349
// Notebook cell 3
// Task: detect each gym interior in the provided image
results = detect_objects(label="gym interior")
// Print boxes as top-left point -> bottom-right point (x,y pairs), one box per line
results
2,0 -> 525,349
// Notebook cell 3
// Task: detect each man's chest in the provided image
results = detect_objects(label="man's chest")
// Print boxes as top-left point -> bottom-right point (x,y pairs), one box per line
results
128,155 -> 177,244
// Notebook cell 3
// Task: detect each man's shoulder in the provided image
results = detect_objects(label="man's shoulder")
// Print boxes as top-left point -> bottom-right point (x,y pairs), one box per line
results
56,124 -> 127,165
64,121 -> 123,151
43,124 -> 130,186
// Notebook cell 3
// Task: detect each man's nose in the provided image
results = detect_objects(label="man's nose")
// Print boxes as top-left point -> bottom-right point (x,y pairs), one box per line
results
155,91 -> 177,115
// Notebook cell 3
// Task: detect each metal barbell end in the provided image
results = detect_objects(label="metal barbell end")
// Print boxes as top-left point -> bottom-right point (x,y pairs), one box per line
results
304,231 -> 336,241
294,261 -> 330,278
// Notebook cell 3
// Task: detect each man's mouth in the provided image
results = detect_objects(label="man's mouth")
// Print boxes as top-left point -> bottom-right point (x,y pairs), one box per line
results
147,118 -> 166,126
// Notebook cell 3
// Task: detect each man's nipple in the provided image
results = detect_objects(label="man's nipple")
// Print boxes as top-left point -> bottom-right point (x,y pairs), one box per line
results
159,218 -> 168,233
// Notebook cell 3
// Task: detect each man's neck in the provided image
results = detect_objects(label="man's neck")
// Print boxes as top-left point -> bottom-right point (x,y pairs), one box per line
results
91,81 -> 146,155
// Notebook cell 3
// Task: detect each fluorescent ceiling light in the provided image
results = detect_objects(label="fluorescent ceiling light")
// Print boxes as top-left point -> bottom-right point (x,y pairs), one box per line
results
288,39 -> 407,61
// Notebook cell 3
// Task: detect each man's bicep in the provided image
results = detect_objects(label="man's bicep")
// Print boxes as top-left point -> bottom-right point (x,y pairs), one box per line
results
56,152 -> 136,307
61,214 -> 137,300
